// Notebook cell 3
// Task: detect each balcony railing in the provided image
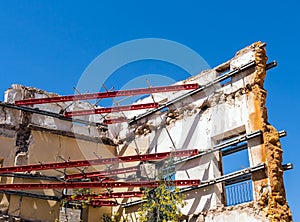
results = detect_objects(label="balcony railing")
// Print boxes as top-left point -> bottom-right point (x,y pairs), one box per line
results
225,180 -> 253,206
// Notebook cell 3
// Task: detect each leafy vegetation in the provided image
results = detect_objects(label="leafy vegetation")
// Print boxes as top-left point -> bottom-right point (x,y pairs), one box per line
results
138,182 -> 186,222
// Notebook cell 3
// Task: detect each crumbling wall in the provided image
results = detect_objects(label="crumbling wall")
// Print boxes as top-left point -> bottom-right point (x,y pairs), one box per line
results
194,202 -> 268,222
108,42 -> 292,221
248,43 -> 292,221
0,86 -> 117,222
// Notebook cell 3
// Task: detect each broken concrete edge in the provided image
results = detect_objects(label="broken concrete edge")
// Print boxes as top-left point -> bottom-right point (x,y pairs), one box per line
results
193,201 -> 268,222
250,42 -> 292,221
126,42 -> 276,134
0,101 -> 108,129
123,41 -> 293,221
0,102 -> 115,146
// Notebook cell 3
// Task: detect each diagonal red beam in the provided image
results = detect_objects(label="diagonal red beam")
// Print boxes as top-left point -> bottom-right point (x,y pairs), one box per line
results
64,191 -> 143,200
0,149 -> 198,174
65,103 -> 158,117
15,84 -> 199,106
65,166 -> 139,180
0,180 -> 200,190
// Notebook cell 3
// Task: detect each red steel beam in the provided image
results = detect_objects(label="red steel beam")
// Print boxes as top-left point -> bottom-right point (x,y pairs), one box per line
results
64,102 -> 158,117
64,191 -> 143,200
15,84 -> 199,106
0,149 -> 198,174
65,166 -> 139,180
0,180 -> 200,190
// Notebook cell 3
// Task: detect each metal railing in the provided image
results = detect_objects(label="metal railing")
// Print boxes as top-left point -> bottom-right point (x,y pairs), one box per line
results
225,180 -> 253,206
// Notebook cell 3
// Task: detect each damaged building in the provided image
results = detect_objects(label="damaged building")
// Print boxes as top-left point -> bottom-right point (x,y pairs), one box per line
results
0,42 -> 293,221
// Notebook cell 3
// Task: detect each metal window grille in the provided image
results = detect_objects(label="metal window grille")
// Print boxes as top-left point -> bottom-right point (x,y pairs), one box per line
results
225,180 -> 253,206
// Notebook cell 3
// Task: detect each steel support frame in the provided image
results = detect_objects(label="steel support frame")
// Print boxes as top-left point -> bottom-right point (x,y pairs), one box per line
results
0,190 -> 60,201
174,130 -> 286,165
15,84 -> 199,105
64,166 -> 139,180
0,102 -> 107,129
64,102 -> 159,117
64,191 -> 143,200
124,164 -> 266,207
0,179 -> 200,190
0,149 -> 198,174
1,163 -> 292,203
124,162 -> 293,208
0,131 -> 286,181
128,61 -> 277,125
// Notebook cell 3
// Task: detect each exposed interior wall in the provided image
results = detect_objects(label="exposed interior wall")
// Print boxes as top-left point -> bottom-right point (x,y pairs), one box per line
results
1,129 -> 115,221
107,42 -> 264,220
0,136 -> 15,213
0,87 -> 116,221
108,42 -> 292,221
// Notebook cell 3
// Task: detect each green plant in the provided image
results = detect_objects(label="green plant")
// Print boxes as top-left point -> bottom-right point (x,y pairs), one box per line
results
138,182 -> 186,222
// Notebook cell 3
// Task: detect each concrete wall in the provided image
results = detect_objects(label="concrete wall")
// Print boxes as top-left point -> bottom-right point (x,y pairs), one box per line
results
194,202 -> 268,222
0,86 -> 116,221
108,43 -> 257,219
108,42 -> 291,221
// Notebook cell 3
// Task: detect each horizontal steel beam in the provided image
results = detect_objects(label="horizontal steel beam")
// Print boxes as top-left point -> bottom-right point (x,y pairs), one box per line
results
174,130 -> 262,165
0,179 -> 200,190
175,130 -> 286,165
129,61 -> 277,125
0,190 -> 60,201
15,84 -> 199,105
0,149 -> 198,174
126,161 -> 294,208
124,163 -> 266,208
65,166 -> 139,180
222,143 -> 247,156
0,102 -> 108,129
2,163 -> 292,202
64,191 -> 143,200
224,163 -> 292,186
65,103 -> 158,117
0,172 -> 63,182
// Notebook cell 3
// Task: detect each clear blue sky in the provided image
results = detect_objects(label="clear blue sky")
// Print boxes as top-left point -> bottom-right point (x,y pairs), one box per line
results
0,1 -> 299,220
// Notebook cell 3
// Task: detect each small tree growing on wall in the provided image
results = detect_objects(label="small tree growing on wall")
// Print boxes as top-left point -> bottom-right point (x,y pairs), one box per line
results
138,182 -> 186,222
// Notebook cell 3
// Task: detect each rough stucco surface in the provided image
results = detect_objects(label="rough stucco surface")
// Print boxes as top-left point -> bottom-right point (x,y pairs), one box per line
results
194,42 -> 292,221
0,87 -> 116,221
194,202 -> 268,222
109,42 -> 292,221
0,42 -> 293,221
251,43 -> 292,221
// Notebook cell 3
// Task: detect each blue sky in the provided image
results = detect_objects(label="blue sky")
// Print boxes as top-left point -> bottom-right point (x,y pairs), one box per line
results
0,0 -> 299,220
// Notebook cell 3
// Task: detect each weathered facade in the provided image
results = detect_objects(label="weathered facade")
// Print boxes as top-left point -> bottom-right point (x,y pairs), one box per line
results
0,87 -> 116,221
0,42 -> 292,221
